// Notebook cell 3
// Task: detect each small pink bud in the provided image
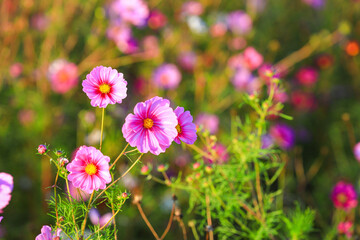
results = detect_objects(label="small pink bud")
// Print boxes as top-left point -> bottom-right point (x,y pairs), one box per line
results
193,162 -> 201,170
195,172 -> 201,179
122,192 -> 128,198
37,144 -> 47,154
58,157 -> 69,166
55,150 -> 63,156
157,164 -> 168,172
186,176 -> 193,183
140,165 -> 151,175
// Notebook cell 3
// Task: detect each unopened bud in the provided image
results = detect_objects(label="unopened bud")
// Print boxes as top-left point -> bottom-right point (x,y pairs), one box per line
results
186,176 -> 193,183
157,164 -> 168,172
55,150 -> 63,156
140,165 -> 151,175
205,166 -> 213,174
195,173 -> 201,179
122,192 -> 128,198
193,162 -> 201,170
58,157 -> 69,166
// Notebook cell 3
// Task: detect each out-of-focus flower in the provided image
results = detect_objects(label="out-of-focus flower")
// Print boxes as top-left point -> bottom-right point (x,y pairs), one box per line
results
243,47 -> 263,71
109,0 -> 149,27
67,181 -> 90,201
67,146 -> 111,194
269,123 -> 295,149
302,0 -> 325,9
174,107 -> 197,144
195,113 -> 219,134
232,68 -> 262,94
345,41 -> 360,57
9,63 -> 23,78
107,24 -> 139,54
295,67 -> 318,86
210,22 -> 227,37
331,181 -> 358,210
316,54 -> 334,69
261,134 -> 274,149
143,35 -> 159,58
181,1 -> 204,16
271,85 -> 288,103
227,11 -> 252,35
291,91 -> 316,111
258,64 -> 278,84
35,226 -> 61,240
353,142 -> 360,162
338,221 -> 353,239
89,208 -> 113,227
140,165 -> 151,175
0,173 -> 13,213
248,0 -> 267,13
203,143 -> 229,165
18,109 -> 34,127
178,51 -> 197,72
152,64 -> 182,89
122,97 -> 178,155
228,37 -> 247,51
82,66 -> 127,108
30,13 -> 49,31
48,59 -> 78,94
37,145 -> 47,155
175,154 -> 190,167
187,16 -> 208,34
148,10 -> 167,29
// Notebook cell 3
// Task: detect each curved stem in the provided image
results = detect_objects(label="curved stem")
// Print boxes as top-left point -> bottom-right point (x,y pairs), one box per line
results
54,169 -> 60,229
205,195 -> 214,240
136,202 -> 160,240
81,192 -> 94,236
100,108 -> 105,151
111,202 -> 118,240
109,143 -> 129,170
160,201 -> 176,240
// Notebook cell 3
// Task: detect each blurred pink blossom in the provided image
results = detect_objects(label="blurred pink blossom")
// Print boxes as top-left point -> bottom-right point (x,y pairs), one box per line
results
107,24 -> 139,54
243,47 -> 264,71
195,113 -> 219,134
178,51 -> 197,72
148,10 -> 167,29
181,1 -> 204,16
152,64 -> 182,89
109,0 -> 149,27
353,142 -> 360,162
331,181 -> 357,210
203,143 -> 229,165
338,221 -> 353,239
210,22 -> 227,37
269,123 -> 295,149
295,67 -> 318,87
9,63 -> 23,78
227,11 -> 252,35
48,59 -> 78,94
291,91 -> 317,111
89,208 -> 113,227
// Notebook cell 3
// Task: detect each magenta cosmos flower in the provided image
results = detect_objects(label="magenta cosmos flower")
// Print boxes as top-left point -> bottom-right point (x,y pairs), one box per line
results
82,66 -> 127,108
0,172 -> 13,213
295,67 -> 318,87
338,221 -> 353,239
122,97 -> 178,155
331,181 -> 358,210
48,59 -> 78,94
153,64 -> 182,90
36,225 -> 61,240
174,107 -> 197,144
67,146 -> 111,194
109,0 -> 149,27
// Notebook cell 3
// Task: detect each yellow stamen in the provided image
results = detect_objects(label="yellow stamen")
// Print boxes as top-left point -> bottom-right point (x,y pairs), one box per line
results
176,124 -> 182,133
337,193 -> 347,203
99,83 -> 111,94
85,163 -> 98,176
143,118 -> 154,129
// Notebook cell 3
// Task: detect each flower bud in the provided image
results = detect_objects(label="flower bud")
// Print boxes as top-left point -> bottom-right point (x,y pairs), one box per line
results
157,164 -> 169,172
122,192 -> 128,198
37,144 -> 47,155
193,162 -> 201,170
55,150 -> 63,156
205,166 -> 213,174
140,165 -> 152,175
195,172 -> 201,179
186,176 -> 193,183
58,157 -> 69,166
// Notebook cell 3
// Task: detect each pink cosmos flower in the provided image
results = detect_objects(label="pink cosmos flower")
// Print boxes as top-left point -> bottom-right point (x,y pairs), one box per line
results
0,173 -> 13,213
227,11 -> 252,35
210,22 -> 227,37
122,97 -> 178,155
353,142 -> 360,162
148,10 -> 167,29
338,221 -> 353,239
152,64 -> 182,89
295,67 -> 319,86
82,66 -> 127,108
48,59 -> 78,94
181,1 -> 204,16
89,208 -> 113,227
203,143 -> 229,165
178,51 -> 197,72
243,47 -> 264,71
109,0 -> 149,27
37,144 -> 47,154
331,181 -> 358,210
269,124 -> 295,149
67,146 -> 112,194
174,107 -> 197,144
107,24 -> 139,54
232,68 -> 254,91
9,63 -> 23,78
195,113 -> 219,134
35,225 -> 61,240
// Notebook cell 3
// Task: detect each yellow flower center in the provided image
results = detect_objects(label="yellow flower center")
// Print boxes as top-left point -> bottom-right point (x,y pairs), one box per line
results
176,124 -> 182,133
85,163 -> 98,176
337,193 -> 348,203
99,83 -> 111,94
143,118 -> 154,129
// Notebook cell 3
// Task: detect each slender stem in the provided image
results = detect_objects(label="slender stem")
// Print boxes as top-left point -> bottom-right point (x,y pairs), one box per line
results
85,209 -> 121,240
93,153 -> 144,204
205,195 -> 214,240
54,169 -> 60,229
254,161 -> 264,216
187,144 -> 213,159
160,201 -> 176,240
111,202 -> 118,240
162,172 -> 171,185
100,108 -> 105,151
81,192 -> 94,236
189,223 -> 199,240
109,143 -> 130,170
65,177 -> 79,235
136,202 -> 160,240
177,218 -> 188,240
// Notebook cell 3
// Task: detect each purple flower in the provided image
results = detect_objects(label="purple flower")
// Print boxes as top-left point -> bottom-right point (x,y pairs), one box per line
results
261,134 -> 274,149
109,0 -> 149,27
178,51 -> 197,72
82,66 -> 127,108
89,208 -> 113,227
107,24 -> 139,54
122,97 -> 178,155
269,124 -> 295,149
203,143 -> 229,165
174,107 -> 197,144
0,173 -> 13,213
35,225 -> 61,240
227,11 -> 252,35
354,143 -> 360,162
152,64 -> 182,89
195,113 -> 219,134
331,181 -> 358,210
302,0 -> 325,9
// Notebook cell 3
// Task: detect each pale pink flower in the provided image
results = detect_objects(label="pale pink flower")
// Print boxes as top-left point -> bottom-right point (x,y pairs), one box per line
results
35,225 -> 61,240
152,64 -> 182,89
0,173 -> 13,213
338,221 -> 353,239
89,208 -> 113,227
48,59 -> 78,94
109,0 -> 149,27
181,1 -> 204,16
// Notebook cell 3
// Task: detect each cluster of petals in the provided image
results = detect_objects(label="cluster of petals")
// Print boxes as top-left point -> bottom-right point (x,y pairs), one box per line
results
107,24 -> 138,54
48,59 -> 78,94
67,146 -> 111,194
331,181 -> 358,210
109,0 -> 149,27
174,107 -> 197,145
82,66 -> 127,108
152,64 -> 182,90
226,10 -> 252,35
0,172 -> 13,214
35,225 -> 61,240
338,221 -> 353,239
122,97 -> 178,155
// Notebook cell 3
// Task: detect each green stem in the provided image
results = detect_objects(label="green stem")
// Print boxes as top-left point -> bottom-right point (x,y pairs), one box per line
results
100,108 -> 105,151
81,192 -> 94,236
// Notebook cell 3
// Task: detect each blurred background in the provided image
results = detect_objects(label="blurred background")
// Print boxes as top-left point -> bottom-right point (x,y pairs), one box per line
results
1,0 -> 360,238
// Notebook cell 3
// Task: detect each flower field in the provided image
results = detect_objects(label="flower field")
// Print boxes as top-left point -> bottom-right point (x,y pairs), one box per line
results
1,0 -> 360,239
